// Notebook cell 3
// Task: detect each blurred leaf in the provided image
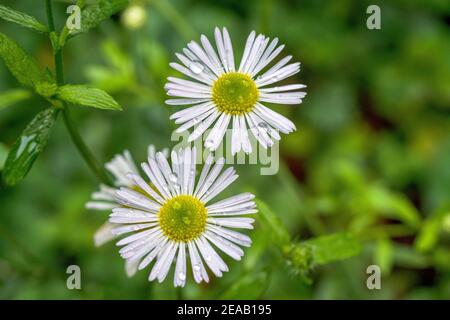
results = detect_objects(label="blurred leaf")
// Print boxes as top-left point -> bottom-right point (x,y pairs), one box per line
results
0,143 -> 8,171
0,32 -> 45,88
0,5 -> 48,33
56,85 -> 122,110
69,0 -> 128,37
256,199 -> 291,246
2,108 -> 57,186
368,185 -> 421,228
218,272 -> 268,299
414,210 -> 447,252
102,40 -> 132,74
303,233 -> 362,265
374,238 -> 394,275
391,243 -> 431,269
0,89 -> 32,110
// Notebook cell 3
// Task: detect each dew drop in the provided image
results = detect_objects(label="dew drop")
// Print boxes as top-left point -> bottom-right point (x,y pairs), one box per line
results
205,139 -> 215,148
189,61 -> 204,74
178,272 -> 186,281
169,173 -> 178,184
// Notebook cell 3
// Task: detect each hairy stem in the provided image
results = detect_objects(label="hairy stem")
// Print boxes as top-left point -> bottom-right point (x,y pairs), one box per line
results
45,0 -> 112,185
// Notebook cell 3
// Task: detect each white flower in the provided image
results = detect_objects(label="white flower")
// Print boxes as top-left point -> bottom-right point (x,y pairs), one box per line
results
110,146 -> 256,286
86,145 -> 168,247
165,27 -> 306,155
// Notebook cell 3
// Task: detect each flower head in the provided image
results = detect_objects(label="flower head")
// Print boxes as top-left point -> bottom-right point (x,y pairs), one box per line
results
85,145 -> 167,247
165,27 -> 306,154
88,146 -> 256,286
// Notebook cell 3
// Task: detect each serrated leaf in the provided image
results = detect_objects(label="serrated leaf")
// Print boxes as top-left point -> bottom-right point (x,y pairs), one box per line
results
256,199 -> 291,246
56,85 -> 122,110
218,272 -> 268,299
69,0 -> 128,37
0,5 -> 48,33
2,108 -> 57,186
0,32 -> 45,88
0,89 -> 31,110
303,233 -> 362,265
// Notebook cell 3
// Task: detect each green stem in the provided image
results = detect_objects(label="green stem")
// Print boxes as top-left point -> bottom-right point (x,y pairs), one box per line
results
45,0 -> 112,185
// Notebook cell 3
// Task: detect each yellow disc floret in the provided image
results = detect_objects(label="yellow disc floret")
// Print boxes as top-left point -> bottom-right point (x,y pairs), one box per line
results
212,72 -> 259,115
158,195 -> 207,242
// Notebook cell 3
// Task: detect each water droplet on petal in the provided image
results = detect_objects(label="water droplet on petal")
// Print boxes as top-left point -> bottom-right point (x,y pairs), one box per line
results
189,61 -> 204,74
178,272 -> 186,281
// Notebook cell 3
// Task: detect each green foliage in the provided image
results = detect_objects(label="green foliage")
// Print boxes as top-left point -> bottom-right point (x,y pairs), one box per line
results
68,0 -> 129,37
415,210 -> 448,252
303,233 -> 362,265
218,272 -> 268,299
2,108 -> 57,186
256,199 -> 291,246
0,5 -> 48,33
0,32 -> 46,88
0,89 -> 31,110
374,238 -> 394,275
0,143 -> 8,171
56,85 -> 122,111
0,0 -> 449,300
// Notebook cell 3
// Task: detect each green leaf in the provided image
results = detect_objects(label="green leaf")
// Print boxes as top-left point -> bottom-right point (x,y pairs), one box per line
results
2,108 -> 57,186
218,272 -> 268,299
0,143 -> 9,171
374,238 -> 394,275
0,89 -> 32,110
69,0 -> 128,37
0,5 -> 48,33
414,210 -> 447,252
56,85 -> 122,110
303,232 -> 362,265
256,199 -> 291,246
368,185 -> 421,228
0,32 -> 45,88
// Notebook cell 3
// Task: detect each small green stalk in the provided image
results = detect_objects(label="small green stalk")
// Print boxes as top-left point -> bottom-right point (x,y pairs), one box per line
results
45,0 -> 112,185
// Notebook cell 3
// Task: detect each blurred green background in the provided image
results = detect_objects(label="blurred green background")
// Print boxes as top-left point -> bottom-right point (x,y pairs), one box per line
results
0,0 -> 449,299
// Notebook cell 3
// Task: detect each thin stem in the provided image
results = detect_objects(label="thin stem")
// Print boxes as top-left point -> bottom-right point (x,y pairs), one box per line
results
45,0 -> 112,185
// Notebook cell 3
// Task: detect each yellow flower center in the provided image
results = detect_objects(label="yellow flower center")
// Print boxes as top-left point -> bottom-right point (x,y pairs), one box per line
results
212,72 -> 259,115
158,195 -> 207,242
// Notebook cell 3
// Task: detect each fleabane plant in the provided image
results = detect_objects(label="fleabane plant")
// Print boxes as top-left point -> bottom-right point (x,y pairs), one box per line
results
87,145 -> 256,286
165,27 -> 307,154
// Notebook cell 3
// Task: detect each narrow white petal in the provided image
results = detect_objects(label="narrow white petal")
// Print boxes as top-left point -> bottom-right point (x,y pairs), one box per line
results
238,31 -> 256,72
187,241 -> 209,283
188,110 -> 220,142
204,231 -> 244,260
207,193 -> 255,211
174,242 -> 187,287
214,27 -> 228,72
222,27 -> 235,72
93,222 -> 116,247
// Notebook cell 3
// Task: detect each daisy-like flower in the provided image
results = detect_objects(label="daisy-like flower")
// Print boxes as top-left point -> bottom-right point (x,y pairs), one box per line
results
100,146 -> 256,285
85,145 -> 168,248
165,27 -> 306,155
